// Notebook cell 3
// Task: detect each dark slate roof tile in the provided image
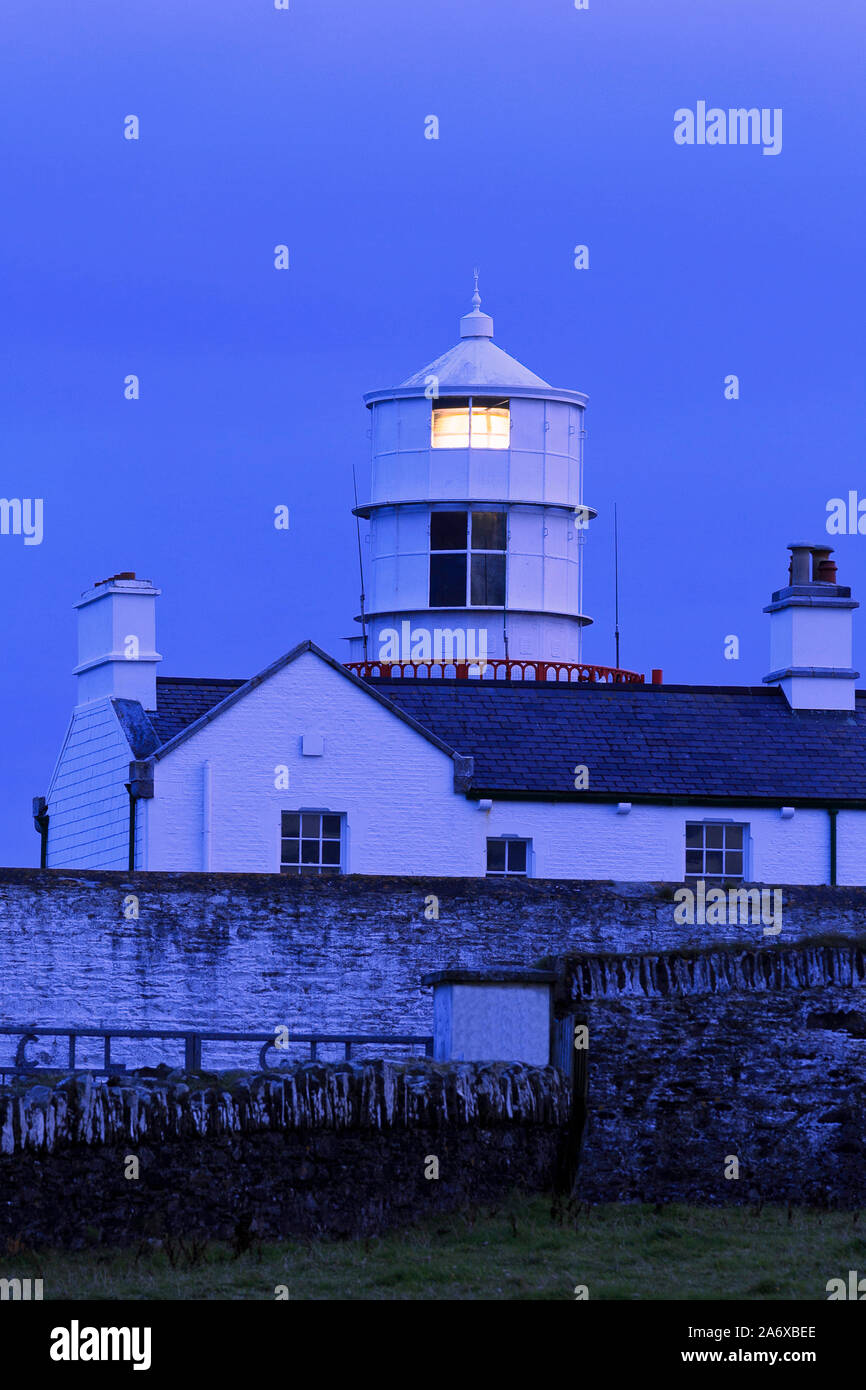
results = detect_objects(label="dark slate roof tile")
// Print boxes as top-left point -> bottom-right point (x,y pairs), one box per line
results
147,677 -> 246,745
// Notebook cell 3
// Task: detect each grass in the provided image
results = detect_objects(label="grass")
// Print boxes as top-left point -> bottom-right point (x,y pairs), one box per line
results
6,1196 -> 865,1300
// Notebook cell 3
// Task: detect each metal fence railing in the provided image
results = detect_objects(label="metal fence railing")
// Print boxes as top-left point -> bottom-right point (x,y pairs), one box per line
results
0,1025 -> 434,1081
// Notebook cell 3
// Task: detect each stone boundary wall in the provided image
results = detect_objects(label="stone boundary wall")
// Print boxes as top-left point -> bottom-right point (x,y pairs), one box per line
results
546,944 -> 866,1207
0,1061 -> 570,1246
1,869 -> 865,1063
546,941 -> 866,1001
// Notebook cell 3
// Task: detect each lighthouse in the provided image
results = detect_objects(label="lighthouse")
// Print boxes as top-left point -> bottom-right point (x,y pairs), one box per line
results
348,284 -> 637,680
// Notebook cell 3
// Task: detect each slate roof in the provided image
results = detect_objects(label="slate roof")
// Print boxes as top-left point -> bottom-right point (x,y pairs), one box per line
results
122,672 -> 866,806
370,679 -> 866,805
147,677 -> 246,745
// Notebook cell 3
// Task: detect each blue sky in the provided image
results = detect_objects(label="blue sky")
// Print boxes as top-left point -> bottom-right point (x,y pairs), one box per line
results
1,0 -> 864,865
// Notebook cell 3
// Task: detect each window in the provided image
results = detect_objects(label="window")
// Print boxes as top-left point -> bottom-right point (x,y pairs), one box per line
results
429,509 -> 506,607
431,397 -> 510,450
685,822 -> 746,880
486,838 -> 530,877
281,811 -> 343,875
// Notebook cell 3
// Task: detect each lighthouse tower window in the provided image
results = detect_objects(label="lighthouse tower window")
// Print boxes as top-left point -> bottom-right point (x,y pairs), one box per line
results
429,510 -> 506,607
431,397 -> 510,450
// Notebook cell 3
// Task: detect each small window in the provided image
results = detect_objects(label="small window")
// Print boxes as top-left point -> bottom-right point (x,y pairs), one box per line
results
685,822 -> 746,880
487,838 -> 530,877
431,397 -> 510,450
281,811 -> 343,875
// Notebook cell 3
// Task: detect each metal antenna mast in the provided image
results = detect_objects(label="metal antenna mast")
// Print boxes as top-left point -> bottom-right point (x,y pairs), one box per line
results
352,464 -> 368,664
614,502 -> 621,669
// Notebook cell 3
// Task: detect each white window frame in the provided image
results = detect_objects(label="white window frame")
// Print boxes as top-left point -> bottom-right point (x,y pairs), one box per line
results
280,809 -> 345,876
684,819 -> 750,881
486,835 -> 533,878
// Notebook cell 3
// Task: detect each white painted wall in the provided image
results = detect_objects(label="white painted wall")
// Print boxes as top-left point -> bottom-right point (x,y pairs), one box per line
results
480,801 -> 840,886
147,649 -> 483,875
833,811 -> 866,886
45,699 -> 131,868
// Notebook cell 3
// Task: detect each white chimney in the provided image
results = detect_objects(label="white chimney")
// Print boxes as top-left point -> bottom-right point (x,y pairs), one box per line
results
763,543 -> 859,710
73,573 -> 162,709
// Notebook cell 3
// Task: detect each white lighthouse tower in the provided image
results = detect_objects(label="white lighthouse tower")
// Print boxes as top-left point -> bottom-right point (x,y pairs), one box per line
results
347,285 -> 638,681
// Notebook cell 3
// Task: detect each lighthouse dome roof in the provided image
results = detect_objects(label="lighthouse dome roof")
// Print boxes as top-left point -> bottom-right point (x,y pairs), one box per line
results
398,335 -> 551,391
363,285 -> 588,408
398,287 -> 550,390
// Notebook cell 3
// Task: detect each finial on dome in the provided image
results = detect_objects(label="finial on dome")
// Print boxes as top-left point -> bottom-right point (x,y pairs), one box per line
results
460,269 -> 494,339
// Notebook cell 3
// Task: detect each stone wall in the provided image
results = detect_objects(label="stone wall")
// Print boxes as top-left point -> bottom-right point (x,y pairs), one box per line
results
0,1060 -> 570,1246
3,870 -> 866,1213
1,868 -> 865,1068
542,942 -> 866,1206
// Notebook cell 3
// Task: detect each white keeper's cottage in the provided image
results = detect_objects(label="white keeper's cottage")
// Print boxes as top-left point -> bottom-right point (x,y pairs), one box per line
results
35,292 -> 866,885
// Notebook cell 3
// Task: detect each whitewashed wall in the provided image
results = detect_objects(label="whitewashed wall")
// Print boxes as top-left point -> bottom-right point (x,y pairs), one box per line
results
834,811 -> 866,886
480,801 -> 846,885
147,650 -> 482,875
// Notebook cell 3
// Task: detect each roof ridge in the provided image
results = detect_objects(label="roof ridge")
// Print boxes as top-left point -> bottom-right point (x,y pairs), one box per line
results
156,675 -> 246,687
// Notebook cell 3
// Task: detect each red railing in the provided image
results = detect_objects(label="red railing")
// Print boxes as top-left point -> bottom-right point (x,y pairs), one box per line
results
345,658 -> 645,683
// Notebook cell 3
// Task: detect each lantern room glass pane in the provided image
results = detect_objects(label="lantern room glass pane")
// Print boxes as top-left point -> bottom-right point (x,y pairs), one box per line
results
432,398 -> 510,449
470,404 -> 509,449
432,406 -> 470,449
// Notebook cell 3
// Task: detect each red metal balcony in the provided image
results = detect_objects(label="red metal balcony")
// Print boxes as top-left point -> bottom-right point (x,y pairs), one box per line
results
345,658 -> 646,683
